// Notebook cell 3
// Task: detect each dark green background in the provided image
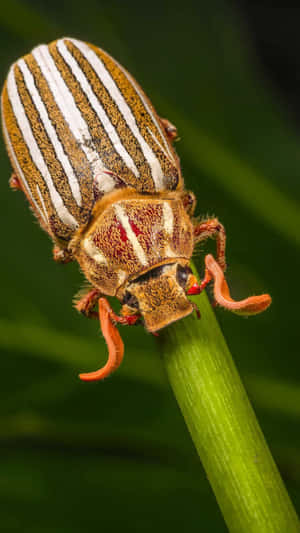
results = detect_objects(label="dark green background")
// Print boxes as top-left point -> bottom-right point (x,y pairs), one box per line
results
0,1 -> 300,531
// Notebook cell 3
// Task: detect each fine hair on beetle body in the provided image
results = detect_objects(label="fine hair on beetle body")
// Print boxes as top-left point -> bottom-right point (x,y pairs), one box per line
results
1,37 -> 271,382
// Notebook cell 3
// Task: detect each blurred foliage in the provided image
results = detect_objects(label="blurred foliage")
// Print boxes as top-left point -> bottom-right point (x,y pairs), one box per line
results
0,0 -> 300,531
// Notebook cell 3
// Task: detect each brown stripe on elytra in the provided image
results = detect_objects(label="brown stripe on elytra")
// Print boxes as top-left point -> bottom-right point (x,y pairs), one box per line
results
14,63 -> 83,221
2,81 -> 72,242
64,39 -> 155,194
2,85 -> 47,234
89,43 -> 181,191
49,41 -> 138,192
24,53 -> 94,226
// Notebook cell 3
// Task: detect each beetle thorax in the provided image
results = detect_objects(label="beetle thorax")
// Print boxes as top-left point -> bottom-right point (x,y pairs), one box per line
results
72,189 -> 194,297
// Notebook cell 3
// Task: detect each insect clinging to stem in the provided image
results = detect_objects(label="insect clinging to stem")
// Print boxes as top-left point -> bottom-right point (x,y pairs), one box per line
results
1,37 -> 271,381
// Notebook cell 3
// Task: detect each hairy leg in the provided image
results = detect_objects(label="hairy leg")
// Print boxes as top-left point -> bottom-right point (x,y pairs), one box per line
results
194,217 -> 226,272
74,288 -> 101,318
188,217 -> 226,294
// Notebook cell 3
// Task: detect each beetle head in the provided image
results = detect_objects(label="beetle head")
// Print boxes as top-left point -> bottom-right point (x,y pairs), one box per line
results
120,262 -> 198,332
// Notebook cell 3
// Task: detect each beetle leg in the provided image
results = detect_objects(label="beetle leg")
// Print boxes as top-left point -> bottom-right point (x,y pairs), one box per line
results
74,288 -> 141,322
159,117 -> 178,141
193,217 -> 226,272
74,288 -> 101,319
9,173 -> 23,191
188,267 -> 212,295
53,245 -> 73,263
109,311 -> 140,326
79,298 -> 139,382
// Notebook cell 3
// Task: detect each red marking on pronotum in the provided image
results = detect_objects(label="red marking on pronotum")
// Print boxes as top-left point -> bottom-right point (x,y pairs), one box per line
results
129,219 -> 142,237
117,221 -> 128,242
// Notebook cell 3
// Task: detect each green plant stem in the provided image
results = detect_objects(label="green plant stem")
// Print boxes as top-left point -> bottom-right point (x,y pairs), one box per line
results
161,268 -> 300,533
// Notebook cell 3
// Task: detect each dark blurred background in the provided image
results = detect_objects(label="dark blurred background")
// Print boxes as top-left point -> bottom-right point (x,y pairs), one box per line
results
0,1 -> 300,531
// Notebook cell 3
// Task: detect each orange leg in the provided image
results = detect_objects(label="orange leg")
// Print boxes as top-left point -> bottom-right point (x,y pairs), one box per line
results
74,288 -> 101,318
79,297 -> 139,382
194,217 -> 226,272
160,117 -> 178,141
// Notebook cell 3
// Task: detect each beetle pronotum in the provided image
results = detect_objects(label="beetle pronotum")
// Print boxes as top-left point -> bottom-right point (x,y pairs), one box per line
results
1,38 -> 271,381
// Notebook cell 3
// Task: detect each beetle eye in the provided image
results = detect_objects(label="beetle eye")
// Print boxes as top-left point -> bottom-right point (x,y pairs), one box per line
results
122,292 -> 139,309
177,265 -> 192,289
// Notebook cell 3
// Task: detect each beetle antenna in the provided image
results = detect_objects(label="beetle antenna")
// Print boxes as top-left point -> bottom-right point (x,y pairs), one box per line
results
79,298 -> 124,381
204,254 -> 271,315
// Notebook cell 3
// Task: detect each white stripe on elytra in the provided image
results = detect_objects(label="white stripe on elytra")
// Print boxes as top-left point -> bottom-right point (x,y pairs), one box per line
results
57,40 -> 139,179
18,59 -> 82,207
36,184 -> 49,222
69,38 -> 165,191
163,201 -> 174,235
33,44 -> 115,196
7,66 -> 79,229
1,114 -> 47,225
114,203 -> 148,267
83,236 -> 108,264
116,61 -> 176,165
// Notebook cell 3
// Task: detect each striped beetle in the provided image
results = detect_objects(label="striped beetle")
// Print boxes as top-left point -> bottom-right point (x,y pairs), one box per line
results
1,38 -> 271,381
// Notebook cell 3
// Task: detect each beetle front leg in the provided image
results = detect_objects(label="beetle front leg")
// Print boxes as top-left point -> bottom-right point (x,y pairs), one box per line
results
74,288 -> 101,318
74,288 -> 141,322
159,117 -> 178,141
187,217 -> 226,295
193,217 -> 226,272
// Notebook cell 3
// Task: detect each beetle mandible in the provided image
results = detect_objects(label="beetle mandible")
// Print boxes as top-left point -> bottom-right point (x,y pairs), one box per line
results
1,38 -> 271,380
